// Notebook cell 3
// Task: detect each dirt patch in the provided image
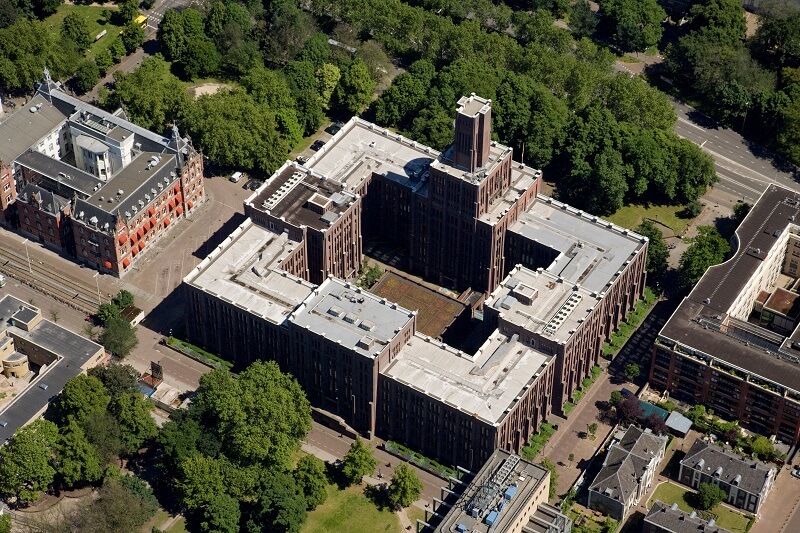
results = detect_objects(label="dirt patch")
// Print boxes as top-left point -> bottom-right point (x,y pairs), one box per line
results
745,11 -> 761,39
188,83 -> 234,99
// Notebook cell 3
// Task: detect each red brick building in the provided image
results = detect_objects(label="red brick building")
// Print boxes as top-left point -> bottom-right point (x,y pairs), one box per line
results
0,72 -> 205,276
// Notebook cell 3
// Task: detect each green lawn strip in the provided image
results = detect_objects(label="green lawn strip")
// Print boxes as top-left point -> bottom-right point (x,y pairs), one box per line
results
385,440 -> 457,478
521,422 -> 557,460
603,287 -> 659,358
166,336 -> 234,371
302,484 -> 401,533
142,508 -> 169,532
648,482 -> 750,533
406,505 -> 426,527
43,5 -> 123,59
607,204 -> 689,236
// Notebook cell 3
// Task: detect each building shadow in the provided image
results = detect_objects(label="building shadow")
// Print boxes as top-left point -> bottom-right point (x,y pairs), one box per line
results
190,211 -> 247,261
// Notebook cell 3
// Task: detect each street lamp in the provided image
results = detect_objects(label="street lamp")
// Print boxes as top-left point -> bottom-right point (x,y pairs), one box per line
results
21,238 -> 31,273
93,271 -> 101,305
742,101 -> 751,131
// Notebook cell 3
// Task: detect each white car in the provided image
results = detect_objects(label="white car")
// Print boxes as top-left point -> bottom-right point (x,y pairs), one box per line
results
230,171 -> 243,183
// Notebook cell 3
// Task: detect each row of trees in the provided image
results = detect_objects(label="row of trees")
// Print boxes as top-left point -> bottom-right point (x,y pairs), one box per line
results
357,0 -> 715,215
665,0 -> 800,165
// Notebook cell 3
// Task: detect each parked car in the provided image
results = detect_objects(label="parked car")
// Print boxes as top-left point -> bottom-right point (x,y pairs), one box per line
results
296,155 -> 309,164
230,171 -> 243,183
311,140 -> 326,151
326,122 -> 344,135
243,179 -> 262,191
792,467 -> 800,479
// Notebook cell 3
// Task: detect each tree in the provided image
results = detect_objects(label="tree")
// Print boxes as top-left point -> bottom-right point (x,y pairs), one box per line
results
61,12 -> 91,51
99,318 -> 139,358
334,58 -> 376,114
97,302 -> 120,326
109,392 -> 157,454
78,476 -> 158,533
294,455 -> 327,510
624,363 -> 641,382
388,463 -> 423,509
177,455 -> 226,511
79,411 -> 123,464
191,361 -> 311,469
261,1 -> 316,64
618,397 -> 644,423
644,413 -> 668,435
0,419 -> 59,504
88,363 -> 139,399
109,36 -> 127,62
733,202 -> 751,225
159,9 -> 187,61
297,32 -> 330,67
636,220 -> 669,283
255,471 -> 307,533
74,60 -> 100,94
610,390 -> 624,407
750,435 -> 775,459
540,457 -> 558,499
587,422 -> 598,440
570,0 -> 598,38
316,63 -> 340,110
118,0 -> 139,24
679,226 -> 730,289
341,436 -> 378,485
599,0 -> 665,52
112,290 -> 134,310
95,49 -> 113,74
51,374 -> 111,426
121,21 -> 144,54
111,54 -> 189,132
697,482 -> 727,510
156,411 -> 206,472
201,492 -> 241,533
0,514 -> 10,533
181,37 -> 221,80
54,421 -> 103,489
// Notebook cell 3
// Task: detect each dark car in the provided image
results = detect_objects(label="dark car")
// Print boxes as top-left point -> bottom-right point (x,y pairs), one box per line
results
311,140 -> 326,151
296,155 -> 309,164
243,179 -> 262,191
326,122 -> 344,135
792,467 -> 800,479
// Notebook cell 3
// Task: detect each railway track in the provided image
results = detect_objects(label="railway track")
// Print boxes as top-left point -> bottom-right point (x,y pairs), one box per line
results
0,247 -> 100,315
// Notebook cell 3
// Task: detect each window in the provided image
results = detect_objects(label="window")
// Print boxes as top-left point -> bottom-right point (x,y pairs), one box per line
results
2,183 -> 9,191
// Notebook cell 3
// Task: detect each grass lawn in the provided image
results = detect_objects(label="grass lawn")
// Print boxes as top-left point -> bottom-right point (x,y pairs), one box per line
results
607,204 -> 690,236
407,505 -> 426,526
648,482 -> 752,533
43,5 -> 123,59
141,508 -> 169,532
568,508 -> 607,533
302,484 -> 401,533
165,517 -> 187,533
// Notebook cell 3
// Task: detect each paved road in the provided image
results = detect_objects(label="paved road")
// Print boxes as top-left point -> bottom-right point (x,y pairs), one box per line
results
672,100 -> 799,202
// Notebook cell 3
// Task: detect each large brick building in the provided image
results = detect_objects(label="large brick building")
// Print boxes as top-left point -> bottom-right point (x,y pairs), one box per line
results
0,70 -> 205,276
184,95 -> 648,469
651,185 -> 800,446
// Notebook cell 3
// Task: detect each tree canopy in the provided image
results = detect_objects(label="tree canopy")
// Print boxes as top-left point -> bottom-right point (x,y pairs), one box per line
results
388,463 -> 423,509
0,419 -> 59,504
679,226 -> 730,289
341,436 -> 378,485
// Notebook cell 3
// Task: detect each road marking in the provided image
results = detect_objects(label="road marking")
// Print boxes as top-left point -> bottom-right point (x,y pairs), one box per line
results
700,140 -> 707,147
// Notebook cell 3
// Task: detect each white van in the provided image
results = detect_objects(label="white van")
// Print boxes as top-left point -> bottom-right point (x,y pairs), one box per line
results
230,171 -> 243,183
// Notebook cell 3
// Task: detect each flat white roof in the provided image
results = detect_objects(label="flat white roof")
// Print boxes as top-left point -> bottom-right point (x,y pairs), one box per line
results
486,266 -> 599,344
289,278 -> 416,358
510,196 -> 645,293
183,219 -> 314,324
383,331 -> 553,425
304,117 -> 438,192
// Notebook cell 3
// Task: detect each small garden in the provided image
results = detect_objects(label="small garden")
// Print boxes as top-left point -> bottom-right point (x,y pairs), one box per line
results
568,507 -> 618,533
648,482 -> 754,533
564,364 -> 604,416
384,440 -> 457,479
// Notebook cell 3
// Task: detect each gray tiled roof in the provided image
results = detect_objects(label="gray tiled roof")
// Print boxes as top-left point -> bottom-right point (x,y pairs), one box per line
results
590,426 -> 667,506
680,439 -> 775,495
18,183 -> 69,215
645,501 -> 732,533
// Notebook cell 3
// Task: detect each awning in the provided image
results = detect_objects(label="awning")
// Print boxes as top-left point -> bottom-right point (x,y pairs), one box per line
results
118,234 -> 127,244
131,247 -> 138,256
136,228 -> 144,238
149,216 -> 157,228
175,206 -> 183,215
173,184 -> 180,193
175,193 -> 182,203
148,206 -> 155,216
138,241 -> 145,250
187,200 -> 194,209
143,221 -> 150,232
163,218 -> 171,227
122,258 -> 131,267
104,260 -> 112,269
130,233 -> 138,244
168,199 -> 176,209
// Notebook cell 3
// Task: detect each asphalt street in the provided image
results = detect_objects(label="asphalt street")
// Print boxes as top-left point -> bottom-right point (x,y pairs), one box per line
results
672,100 -> 799,202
